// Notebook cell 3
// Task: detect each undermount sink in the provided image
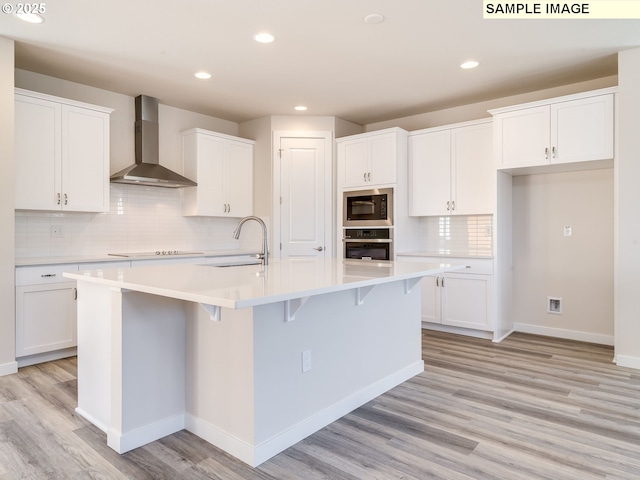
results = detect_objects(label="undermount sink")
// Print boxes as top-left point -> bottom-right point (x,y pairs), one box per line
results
202,261 -> 260,268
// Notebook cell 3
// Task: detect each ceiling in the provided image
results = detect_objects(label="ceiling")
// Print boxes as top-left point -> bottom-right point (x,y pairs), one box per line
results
1,0 -> 640,125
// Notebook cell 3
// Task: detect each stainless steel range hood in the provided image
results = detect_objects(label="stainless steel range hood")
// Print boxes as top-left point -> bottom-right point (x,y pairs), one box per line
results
110,95 -> 197,188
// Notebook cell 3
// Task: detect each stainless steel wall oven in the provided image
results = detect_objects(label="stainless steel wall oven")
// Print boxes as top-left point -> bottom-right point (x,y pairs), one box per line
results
343,228 -> 393,261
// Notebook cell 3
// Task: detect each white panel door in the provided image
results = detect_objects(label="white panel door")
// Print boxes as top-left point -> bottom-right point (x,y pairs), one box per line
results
280,137 -> 327,258
198,134 -> 226,216
369,133 -> 397,185
225,140 -> 254,217
495,105 -> 550,168
551,94 -> 614,164
408,129 -> 451,216
420,276 -> 441,324
452,122 -> 494,215
441,273 -> 492,330
16,283 -> 77,357
14,95 -> 61,210
63,105 -> 110,212
342,140 -> 369,188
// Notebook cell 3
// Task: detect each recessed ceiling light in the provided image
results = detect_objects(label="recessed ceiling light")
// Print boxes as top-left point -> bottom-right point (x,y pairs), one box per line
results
294,106 -> 307,111
254,33 -> 275,44
460,60 -> 480,69
364,13 -> 385,24
15,12 -> 45,23
194,72 -> 212,80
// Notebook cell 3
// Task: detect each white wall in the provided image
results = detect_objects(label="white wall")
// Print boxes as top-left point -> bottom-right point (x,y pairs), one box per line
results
0,38 -> 16,375
615,48 -> 640,368
239,116 -> 273,221
512,169 -> 614,344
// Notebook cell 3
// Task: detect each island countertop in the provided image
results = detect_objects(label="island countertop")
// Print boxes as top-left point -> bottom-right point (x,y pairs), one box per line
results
63,257 -> 464,309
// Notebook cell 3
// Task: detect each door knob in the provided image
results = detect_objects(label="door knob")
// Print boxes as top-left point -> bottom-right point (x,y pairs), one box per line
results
314,246 -> 324,251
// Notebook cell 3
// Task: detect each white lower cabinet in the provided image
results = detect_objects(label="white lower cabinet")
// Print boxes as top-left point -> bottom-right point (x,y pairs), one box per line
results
402,256 -> 493,332
15,264 -> 80,360
425,272 -> 493,330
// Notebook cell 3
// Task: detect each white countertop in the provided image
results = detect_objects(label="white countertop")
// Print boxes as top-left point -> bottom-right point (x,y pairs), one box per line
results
15,249 -> 261,267
63,258 -> 465,309
397,251 -> 494,260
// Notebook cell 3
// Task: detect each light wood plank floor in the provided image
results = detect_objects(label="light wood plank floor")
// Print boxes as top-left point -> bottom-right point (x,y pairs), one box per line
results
1,331 -> 639,479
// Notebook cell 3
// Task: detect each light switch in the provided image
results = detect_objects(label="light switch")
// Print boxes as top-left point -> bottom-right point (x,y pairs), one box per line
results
563,225 -> 572,237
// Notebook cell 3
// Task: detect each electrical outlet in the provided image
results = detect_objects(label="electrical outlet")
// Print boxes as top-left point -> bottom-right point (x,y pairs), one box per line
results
564,225 -> 572,237
51,225 -> 64,238
302,350 -> 312,373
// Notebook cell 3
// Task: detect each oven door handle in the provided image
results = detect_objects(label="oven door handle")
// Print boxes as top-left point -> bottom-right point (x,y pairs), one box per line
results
342,238 -> 393,243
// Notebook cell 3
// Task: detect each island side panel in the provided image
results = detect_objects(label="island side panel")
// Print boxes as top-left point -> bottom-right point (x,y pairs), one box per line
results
184,303 -> 256,462
76,282 -> 115,431
252,279 -> 423,464
108,290 -> 187,453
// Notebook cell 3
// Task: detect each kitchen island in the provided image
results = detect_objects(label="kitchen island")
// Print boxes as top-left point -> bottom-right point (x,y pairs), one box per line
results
64,258 -> 463,467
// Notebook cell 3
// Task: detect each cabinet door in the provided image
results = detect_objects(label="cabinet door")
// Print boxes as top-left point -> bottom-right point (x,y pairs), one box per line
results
16,282 -> 77,357
441,273 -> 492,330
62,105 -> 110,212
341,140 -> 369,188
198,134 -> 227,216
495,105 -> 550,168
15,95 -> 61,210
420,275 -> 441,324
452,122 -> 494,215
551,94 -> 614,164
369,133 -> 397,185
224,140 -> 254,217
408,130 -> 451,216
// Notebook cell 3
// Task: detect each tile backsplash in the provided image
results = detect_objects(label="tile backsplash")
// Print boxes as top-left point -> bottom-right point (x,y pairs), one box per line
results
15,184 -> 263,258
417,215 -> 493,257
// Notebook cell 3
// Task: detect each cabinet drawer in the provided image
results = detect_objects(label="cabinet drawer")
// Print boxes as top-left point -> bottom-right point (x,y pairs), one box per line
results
16,264 -> 79,286
447,258 -> 493,275
400,256 -> 494,275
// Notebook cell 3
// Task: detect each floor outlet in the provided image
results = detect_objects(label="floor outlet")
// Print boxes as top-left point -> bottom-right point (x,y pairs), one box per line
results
302,350 -> 312,373
548,297 -> 563,314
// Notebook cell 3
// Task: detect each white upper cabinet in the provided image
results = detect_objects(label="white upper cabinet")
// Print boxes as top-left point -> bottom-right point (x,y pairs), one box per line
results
337,128 -> 405,188
409,120 -> 493,216
182,128 -> 254,217
491,89 -> 614,170
15,89 -> 113,212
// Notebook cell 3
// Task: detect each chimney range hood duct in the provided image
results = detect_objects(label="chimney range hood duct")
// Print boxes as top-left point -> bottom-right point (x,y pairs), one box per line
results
110,95 -> 197,188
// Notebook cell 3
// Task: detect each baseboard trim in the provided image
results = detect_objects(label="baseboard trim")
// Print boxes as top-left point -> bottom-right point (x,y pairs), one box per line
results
0,361 -> 18,377
513,323 -> 614,346
186,360 -> 424,467
17,347 -> 77,368
421,322 -> 494,340
614,355 -> 640,369
75,407 -> 109,433
107,413 -> 185,454
492,328 -> 515,343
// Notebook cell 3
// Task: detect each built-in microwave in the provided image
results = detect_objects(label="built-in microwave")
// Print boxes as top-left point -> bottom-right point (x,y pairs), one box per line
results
343,188 -> 393,227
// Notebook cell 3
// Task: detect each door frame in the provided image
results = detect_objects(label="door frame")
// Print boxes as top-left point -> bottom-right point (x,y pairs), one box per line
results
272,130 -> 334,259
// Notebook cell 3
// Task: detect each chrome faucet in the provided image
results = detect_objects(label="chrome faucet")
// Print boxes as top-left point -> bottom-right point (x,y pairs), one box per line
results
233,216 -> 269,266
